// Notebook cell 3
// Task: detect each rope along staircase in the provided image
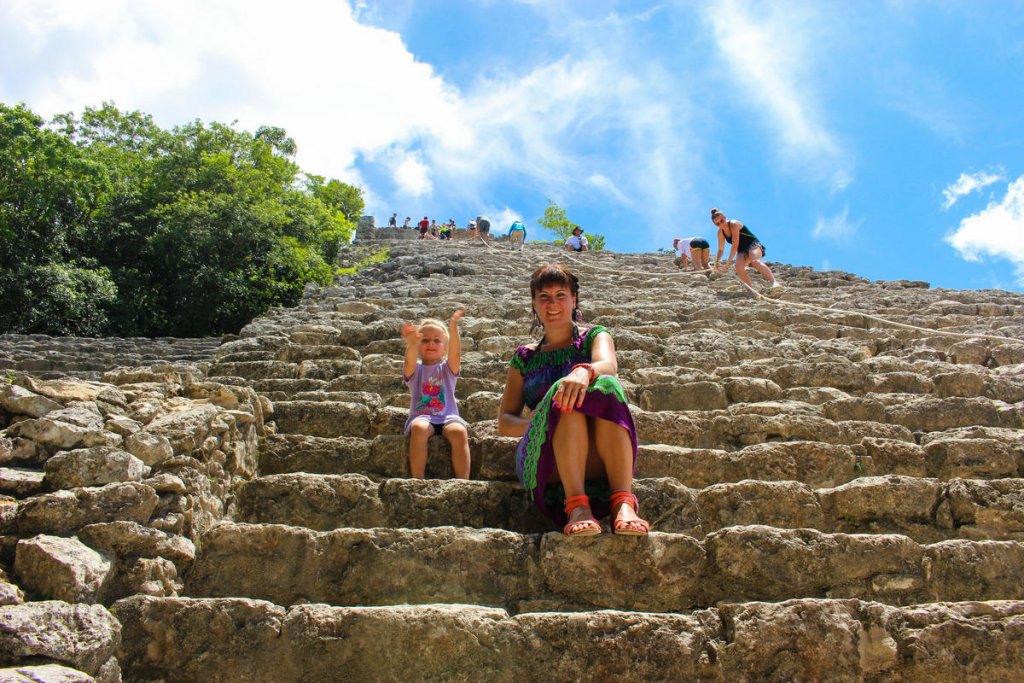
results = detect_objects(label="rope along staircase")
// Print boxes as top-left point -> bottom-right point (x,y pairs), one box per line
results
3,234 -> 1024,680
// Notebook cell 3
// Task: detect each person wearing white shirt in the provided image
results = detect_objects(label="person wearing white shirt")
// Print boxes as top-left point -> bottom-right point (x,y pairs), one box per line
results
564,225 -> 589,252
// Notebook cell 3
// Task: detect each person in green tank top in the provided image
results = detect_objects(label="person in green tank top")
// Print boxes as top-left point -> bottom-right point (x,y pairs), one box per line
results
711,207 -> 780,292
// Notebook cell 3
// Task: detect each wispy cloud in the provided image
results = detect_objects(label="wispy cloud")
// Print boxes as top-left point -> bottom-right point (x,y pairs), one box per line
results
945,176 -> 1024,284
942,169 -> 1005,210
812,206 -> 862,242
704,0 -> 851,191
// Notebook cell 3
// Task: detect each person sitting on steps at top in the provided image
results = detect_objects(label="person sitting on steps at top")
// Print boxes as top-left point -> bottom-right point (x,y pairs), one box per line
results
711,207 -> 780,291
564,225 -> 589,253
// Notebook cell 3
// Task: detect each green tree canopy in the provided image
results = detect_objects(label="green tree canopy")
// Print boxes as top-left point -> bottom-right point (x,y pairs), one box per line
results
0,101 -> 363,337
536,199 -> 606,251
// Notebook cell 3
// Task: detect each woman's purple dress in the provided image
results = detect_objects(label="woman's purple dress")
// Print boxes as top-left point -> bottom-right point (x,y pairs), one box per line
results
509,325 -> 638,525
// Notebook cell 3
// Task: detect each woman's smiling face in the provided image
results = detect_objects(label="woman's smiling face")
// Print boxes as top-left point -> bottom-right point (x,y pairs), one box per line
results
533,283 -> 576,329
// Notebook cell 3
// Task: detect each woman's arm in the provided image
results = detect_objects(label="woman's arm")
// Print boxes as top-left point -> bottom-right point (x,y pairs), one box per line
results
715,228 -> 726,267
447,308 -> 464,375
723,222 -> 739,271
552,331 -> 618,412
498,367 -> 530,436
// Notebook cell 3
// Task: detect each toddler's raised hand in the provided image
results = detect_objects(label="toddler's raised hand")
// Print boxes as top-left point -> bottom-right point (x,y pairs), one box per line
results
450,308 -> 466,324
401,322 -> 420,345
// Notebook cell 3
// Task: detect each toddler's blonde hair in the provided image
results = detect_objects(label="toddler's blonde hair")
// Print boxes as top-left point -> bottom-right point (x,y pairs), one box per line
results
417,318 -> 449,343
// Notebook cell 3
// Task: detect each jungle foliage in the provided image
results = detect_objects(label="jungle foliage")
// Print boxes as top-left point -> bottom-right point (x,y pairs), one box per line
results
0,102 -> 362,337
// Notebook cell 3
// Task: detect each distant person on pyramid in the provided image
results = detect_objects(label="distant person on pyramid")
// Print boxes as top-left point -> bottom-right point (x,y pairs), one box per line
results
388,213 -> 398,228
476,215 -> 491,240
403,216 -> 412,229
498,264 -> 649,536
401,309 -> 471,479
710,208 -> 780,290
508,220 -> 527,251
418,216 -> 430,239
564,225 -> 589,252
672,236 -> 710,271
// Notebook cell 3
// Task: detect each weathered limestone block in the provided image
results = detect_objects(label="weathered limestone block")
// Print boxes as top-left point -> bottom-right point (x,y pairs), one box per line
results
208,360 -> 298,380
924,438 -> 1018,479
635,382 -> 728,411
722,442 -> 857,488
461,391 -> 500,423
77,521 -> 195,570
258,434 -> 374,476
14,535 -> 111,603
923,539 -> 1024,601
515,609 -> 722,682
706,526 -> 924,603
823,397 -> 887,423
932,371 -> 987,398
187,523 -> 538,609
296,359 -> 361,380
102,415 -> 142,438
695,480 -> 825,533
855,438 -> 927,477
889,601 -> 1024,680
145,404 -> 223,454
16,483 -> 159,535
943,478 -> 1024,539
378,478 -> 544,532
772,362 -> 868,392
236,473 -> 386,530
868,371 -> 935,395
887,397 -> 1007,432
0,385 -> 61,418
370,406 -> 408,437
122,432 -> 173,467
718,599 -> 898,681
0,663 -> 96,682
818,476 -> 941,533
0,601 -> 120,678
539,532 -> 705,611
721,376 -> 784,404
0,469 -> 44,498
6,415 -> 120,452
43,447 -> 149,490
0,569 -> 24,607
271,401 -> 371,438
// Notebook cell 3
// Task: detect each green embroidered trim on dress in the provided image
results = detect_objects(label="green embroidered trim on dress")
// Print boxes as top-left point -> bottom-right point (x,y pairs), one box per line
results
508,325 -> 608,374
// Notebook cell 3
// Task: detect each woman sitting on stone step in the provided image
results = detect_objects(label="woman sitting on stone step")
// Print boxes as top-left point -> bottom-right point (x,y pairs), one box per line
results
498,263 -> 649,536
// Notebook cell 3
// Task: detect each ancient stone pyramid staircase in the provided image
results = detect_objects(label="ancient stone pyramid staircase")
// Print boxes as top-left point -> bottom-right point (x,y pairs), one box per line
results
4,235 -> 1024,680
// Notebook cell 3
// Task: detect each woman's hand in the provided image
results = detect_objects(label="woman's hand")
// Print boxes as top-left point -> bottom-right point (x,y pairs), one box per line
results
552,366 -> 591,413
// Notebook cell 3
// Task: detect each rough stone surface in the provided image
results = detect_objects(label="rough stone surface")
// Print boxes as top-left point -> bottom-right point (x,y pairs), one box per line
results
43,447 -> 150,490
3,238 -> 1024,680
0,601 -> 120,678
14,535 -> 111,604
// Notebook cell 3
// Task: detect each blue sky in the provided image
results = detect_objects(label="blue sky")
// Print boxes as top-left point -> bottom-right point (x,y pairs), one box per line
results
2,0 -> 1023,291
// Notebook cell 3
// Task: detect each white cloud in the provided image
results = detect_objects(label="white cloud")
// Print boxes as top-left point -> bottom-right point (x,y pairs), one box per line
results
1,0 -> 460,187
945,177 -> 1024,284
812,206 -> 861,242
704,0 -> 851,190
942,170 -> 1005,210
393,153 -> 433,197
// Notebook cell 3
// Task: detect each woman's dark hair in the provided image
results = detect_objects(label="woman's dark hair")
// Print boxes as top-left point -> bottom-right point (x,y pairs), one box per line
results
529,263 -> 585,331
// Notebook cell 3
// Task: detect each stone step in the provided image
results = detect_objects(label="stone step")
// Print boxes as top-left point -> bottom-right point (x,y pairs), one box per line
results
112,594 -> 1024,682
185,522 -> 1024,612
234,473 -> 1024,543
257,433 -> 1024,487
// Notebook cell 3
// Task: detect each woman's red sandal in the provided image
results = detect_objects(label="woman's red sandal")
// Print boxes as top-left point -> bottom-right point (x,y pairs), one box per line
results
563,494 -> 601,536
610,490 -> 650,536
